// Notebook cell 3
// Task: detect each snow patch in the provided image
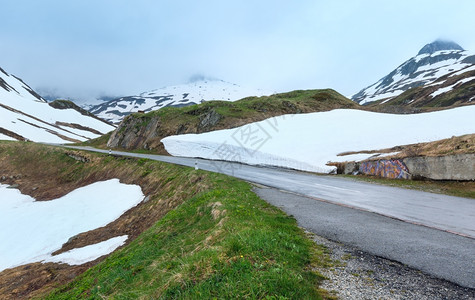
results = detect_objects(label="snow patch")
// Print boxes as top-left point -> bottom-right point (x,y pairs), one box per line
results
0,133 -> 16,141
44,235 -> 128,265
458,76 -> 475,85
430,85 -> 455,98
428,81 -> 444,87
450,65 -> 475,77
413,53 -> 430,63
336,151 -> 400,162
360,90 -> 400,105
430,76 -> 475,98
0,179 -> 144,271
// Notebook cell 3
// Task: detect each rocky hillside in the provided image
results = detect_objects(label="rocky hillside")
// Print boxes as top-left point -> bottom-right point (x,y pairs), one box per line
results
89,78 -> 273,124
0,67 -> 115,143
373,68 -> 475,109
352,40 -> 475,104
106,89 -> 358,153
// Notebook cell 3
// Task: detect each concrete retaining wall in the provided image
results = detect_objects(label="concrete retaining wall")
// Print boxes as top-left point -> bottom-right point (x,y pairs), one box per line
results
403,154 -> 475,181
337,153 -> 475,181
359,160 -> 411,179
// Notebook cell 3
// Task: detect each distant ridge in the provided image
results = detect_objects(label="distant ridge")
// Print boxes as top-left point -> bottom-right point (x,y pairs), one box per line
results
89,79 -> 273,124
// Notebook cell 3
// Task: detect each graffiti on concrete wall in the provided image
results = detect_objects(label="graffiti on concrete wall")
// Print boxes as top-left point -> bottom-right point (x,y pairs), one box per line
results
359,159 -> 411,179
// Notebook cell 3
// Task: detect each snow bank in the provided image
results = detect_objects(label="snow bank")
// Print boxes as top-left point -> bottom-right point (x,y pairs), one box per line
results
162,106 -> 475,173
0,133 -> 16,141
0,179 -> 144,271
44,235 -> 128,265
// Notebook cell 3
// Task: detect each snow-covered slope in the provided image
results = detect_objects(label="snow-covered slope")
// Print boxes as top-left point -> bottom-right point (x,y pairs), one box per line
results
0,179 -> 143,271
379,67 -> 475,108
352,40 -> 475,104
89,79 -> 273,124
0,67 -> 115,143
162,106 -> 475,173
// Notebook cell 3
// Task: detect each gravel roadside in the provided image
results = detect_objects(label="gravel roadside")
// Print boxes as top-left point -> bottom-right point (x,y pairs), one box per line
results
311,232 -> 475,299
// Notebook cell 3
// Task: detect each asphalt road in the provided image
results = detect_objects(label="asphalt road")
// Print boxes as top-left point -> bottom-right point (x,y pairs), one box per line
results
65,146 -> 475,288
254,187 -> 475,289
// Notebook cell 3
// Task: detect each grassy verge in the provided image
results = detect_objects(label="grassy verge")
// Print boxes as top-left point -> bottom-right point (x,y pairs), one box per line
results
339,174 -> 475,199
0,141 -> 329,298
78,132 -> 111,149
44,174 -> 328,299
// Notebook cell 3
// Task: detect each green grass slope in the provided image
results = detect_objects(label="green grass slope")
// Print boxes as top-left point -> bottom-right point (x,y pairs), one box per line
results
0,141 -> 329,299
44,175 -> 327,299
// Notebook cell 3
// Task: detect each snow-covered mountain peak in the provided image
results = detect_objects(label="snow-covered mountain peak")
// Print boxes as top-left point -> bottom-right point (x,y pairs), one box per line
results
90,79 -> 273,124
417,40 -> 464,55
352,40 -> 475,104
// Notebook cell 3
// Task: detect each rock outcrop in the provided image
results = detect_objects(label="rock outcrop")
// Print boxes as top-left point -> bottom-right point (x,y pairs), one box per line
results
107,108 -> 224,151
107,115 -> 162,150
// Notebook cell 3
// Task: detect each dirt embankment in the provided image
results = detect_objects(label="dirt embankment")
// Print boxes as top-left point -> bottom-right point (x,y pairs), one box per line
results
0,142 -> 209,299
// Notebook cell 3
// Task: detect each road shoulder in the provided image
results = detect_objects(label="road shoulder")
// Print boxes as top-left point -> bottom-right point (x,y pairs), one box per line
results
253,185 -> 475,290
311,232 -> 475,299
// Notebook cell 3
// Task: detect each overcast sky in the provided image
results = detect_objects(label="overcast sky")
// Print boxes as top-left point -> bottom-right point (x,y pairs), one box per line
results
1,0 -> 474,102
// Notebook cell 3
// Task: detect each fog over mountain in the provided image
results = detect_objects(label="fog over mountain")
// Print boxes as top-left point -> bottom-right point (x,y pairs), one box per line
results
1,1 -> 475,104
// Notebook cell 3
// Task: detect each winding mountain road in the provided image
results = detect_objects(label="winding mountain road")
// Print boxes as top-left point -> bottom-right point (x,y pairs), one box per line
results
65,146 -> 475,288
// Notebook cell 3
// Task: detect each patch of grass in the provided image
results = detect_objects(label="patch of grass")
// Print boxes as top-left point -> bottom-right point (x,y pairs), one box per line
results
339,174 -> 475,199
79,132 -> 112,149
43,173 -> 327,299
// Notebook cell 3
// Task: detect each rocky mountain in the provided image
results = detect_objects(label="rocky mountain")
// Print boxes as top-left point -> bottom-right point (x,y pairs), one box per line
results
352,40 -> 475,104
0,67 -> 115,143
376,67 -> 475,109
89,79 -> 273,124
